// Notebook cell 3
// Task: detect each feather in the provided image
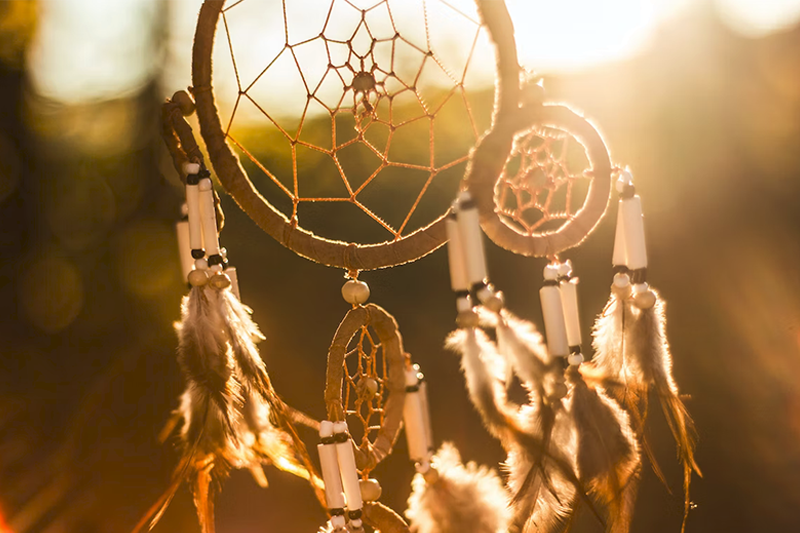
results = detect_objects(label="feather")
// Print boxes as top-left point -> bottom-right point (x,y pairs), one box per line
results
591,283 -> 638,387
235,390 -> 311,483
133,287 -> 241,533
493,309 -> 551,396
176,287 -> 242,447
566,366 -> 640,533
447,326 -> 595,533
134,285 -> 322,533
218,289 -> 271,394
627,292 -> 700,533
405,443 -> 510,533
193,458 -> 217,533
505,407 -> 577,533
446,328 -> 512,442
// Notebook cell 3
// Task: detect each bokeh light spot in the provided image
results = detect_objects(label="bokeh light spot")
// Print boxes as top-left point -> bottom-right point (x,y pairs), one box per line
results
115,219 -> 181,300
28,0 -> 159,104
43,167 -> 117,252
18,248 -> 84,334
0,132 -> 22,204
716,0 -> 800,37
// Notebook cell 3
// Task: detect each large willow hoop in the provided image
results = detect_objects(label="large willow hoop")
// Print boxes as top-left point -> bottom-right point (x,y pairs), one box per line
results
191,0 -> 541,270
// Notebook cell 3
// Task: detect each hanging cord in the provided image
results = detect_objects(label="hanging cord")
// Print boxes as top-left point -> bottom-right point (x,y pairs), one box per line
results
162,90 -> 224,232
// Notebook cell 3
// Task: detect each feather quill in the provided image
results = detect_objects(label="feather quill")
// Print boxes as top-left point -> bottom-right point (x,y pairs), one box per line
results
405,442 -> 510,533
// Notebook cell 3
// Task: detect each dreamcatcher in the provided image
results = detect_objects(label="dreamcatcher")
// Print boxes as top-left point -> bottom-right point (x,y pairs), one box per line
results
436,5 -> 700,531
135,0 -> 699,532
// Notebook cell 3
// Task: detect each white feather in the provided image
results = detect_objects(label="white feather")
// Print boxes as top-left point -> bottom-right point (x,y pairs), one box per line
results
406,443 -> 510,533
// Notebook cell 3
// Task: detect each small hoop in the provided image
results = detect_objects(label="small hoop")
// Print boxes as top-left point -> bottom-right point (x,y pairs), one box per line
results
467,104 -> 613,257
324,303 -> 406,473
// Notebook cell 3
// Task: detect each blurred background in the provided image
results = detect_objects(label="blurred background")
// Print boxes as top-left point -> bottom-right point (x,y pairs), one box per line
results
1,0 -> 800,532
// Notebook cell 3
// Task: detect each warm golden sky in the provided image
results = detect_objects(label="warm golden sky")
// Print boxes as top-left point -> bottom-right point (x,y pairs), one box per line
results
27,0 -> 800,104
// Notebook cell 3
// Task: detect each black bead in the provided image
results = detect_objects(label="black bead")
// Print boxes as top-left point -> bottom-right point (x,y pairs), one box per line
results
459,196 -> 476,210
620,183 -> 636,199
186,173 -> 200,185
348,510 -> 363,520
207,254 -> 224,266
191,249 -> 205,259
631,268 -> 647,284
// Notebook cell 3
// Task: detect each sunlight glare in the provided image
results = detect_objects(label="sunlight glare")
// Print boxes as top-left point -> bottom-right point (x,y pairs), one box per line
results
29,0 -> 159,103
506,0 -> 685,73
716,0 -> 800,37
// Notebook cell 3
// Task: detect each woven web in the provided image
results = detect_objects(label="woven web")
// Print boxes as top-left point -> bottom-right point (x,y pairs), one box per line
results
497,127 -> 593,235
217,0 -> 489,243
342,323 -> 386,476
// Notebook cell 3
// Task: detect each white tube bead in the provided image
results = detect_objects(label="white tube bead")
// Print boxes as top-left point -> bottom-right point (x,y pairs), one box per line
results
225,266 -> 241,300
540,266 -> 569,358
612,200 -> 628,267
403,367 -> 432,465
318,421 -> 346,511
184,162 -> 201,176
559,277 -> 582,347
456,192 -> 487,286
318,443 -> 346,510
621,195 -> 647,270
175,220 -> 193,282
186,184 -> 203,251
456,295 -> 472,313
446,212 -> 470,292
418,376 -> 434,456
332,421 -> 362,512
198,178 -> 221,269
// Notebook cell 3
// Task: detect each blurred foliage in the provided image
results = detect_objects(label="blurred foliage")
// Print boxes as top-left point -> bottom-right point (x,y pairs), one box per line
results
0,1 -> 36,70
1,2 -> 800,533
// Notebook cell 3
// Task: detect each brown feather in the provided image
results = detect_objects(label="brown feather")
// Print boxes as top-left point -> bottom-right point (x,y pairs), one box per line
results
566,366 -> 640,533
626,292 -> 701,533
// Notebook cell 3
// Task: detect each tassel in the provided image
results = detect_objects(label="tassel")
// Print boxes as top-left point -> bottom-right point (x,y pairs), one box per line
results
566,366 -> 640,533
405,443 -> 510,533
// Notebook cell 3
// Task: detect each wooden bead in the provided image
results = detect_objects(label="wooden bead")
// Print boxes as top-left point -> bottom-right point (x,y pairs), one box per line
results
172,90 -> 196,116
187,269 -> 208,287
208,272 -> 231,290
359,377 -> 379,398
359,478 -> 382,502
342,279 -> 370,305
633,287 -> 656,309
456,309 -> 479,329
